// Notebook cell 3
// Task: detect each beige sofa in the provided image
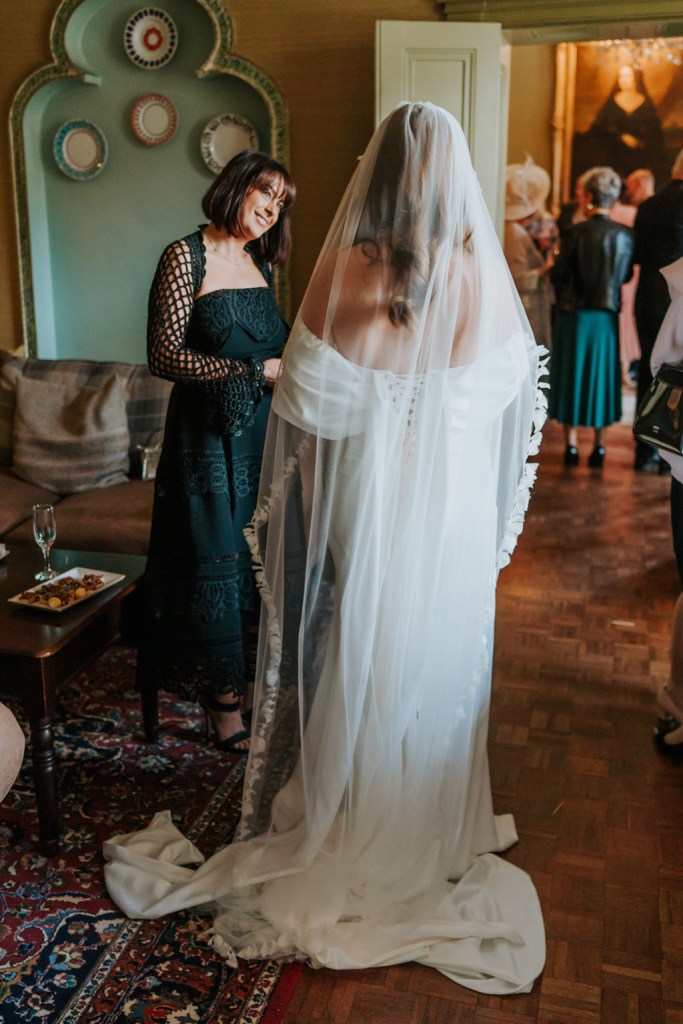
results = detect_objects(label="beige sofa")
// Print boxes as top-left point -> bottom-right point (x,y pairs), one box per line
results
0,351 -> 171,555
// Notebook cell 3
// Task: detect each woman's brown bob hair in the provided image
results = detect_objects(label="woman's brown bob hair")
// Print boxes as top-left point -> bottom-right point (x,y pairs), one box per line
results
202,150 -> 296,266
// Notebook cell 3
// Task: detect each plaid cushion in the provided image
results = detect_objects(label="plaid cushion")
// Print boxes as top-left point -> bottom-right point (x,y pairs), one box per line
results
0,353 -> 25,466
0,355 -> 171,474
12,374 -> 131,493
126,364 -> 172,452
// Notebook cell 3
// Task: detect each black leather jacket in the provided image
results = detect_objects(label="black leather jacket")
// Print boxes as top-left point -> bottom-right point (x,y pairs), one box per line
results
551,214 -> 634,313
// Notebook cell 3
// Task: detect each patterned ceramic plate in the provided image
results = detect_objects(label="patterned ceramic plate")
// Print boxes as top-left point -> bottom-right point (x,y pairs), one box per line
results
200,113 -> 258,174
124,7 -> 178,69
131,93 -> 178,146
53,120 -> 108,180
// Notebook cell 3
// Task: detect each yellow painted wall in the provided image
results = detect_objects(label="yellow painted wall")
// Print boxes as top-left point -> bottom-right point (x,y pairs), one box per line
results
507,43 -> 555,176
0,0 -> 443,353
1,2 -> 54,351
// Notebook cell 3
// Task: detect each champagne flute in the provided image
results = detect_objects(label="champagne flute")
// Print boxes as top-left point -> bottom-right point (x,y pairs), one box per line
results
32,504 -> 57,581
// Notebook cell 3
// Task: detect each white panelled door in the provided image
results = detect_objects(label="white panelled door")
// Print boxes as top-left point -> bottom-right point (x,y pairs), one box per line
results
375,21 -> 510,234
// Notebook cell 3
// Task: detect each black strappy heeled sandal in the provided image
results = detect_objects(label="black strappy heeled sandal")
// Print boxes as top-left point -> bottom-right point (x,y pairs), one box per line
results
654,685 -> 683,755
201,694 -> 251,755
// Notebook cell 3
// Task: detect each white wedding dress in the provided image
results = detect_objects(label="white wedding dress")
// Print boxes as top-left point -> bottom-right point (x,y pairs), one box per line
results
104,102 -> 547,995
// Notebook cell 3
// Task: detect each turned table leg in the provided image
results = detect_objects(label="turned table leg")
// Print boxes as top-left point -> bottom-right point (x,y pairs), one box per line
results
30,713 -> 59,856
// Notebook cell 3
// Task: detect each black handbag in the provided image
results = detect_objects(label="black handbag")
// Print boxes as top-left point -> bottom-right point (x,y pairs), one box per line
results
633,363 -> 683,455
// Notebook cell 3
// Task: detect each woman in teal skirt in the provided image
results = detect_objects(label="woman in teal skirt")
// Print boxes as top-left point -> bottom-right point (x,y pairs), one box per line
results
549,166 -> 633,467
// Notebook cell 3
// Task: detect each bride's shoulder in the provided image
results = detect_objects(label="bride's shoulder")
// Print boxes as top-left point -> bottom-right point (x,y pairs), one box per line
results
301,245 -> 376,337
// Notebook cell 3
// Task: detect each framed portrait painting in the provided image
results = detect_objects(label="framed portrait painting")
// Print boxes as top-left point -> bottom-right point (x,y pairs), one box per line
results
552,40 -> 683,209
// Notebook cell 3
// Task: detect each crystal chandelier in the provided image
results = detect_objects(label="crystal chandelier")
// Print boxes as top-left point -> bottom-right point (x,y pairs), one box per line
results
590,37 -> 683,70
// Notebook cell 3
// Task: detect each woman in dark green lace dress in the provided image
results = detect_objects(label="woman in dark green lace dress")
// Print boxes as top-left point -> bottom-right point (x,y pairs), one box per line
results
140,151 -> 296,753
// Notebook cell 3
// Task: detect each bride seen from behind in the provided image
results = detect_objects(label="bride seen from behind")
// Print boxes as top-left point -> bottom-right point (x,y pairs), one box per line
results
104,101 -> 547,995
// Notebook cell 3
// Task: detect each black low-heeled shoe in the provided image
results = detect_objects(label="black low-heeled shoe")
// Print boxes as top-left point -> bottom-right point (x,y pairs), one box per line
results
563,445 -> 579,467
654,686 -> 683,755
588,445 -> 605,469
654,724 -> 683,756
201,694 -> 251,754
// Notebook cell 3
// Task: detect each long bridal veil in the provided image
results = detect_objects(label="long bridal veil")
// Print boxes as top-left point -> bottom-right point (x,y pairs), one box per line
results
104,102 -> 547,994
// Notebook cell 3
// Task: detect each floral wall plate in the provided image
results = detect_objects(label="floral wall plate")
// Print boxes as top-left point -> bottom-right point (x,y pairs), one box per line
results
200,114 -> 259,175
53,120 -> 108,180
131,93 -> 178,146
124,7 -> 178,70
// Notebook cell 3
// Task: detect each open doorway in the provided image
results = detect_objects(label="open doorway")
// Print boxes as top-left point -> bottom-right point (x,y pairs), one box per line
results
506,29 -> 683,423
506,30 -> 683,213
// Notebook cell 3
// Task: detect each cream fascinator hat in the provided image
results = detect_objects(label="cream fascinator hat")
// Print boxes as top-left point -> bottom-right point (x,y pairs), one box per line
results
504,157 -> 551,221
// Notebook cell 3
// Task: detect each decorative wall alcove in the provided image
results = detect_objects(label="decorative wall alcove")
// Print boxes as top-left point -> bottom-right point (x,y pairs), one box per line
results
10,0 -> 288,360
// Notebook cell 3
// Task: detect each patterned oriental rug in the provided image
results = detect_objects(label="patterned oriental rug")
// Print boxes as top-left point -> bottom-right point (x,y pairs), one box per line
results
0,646 -> 302,1024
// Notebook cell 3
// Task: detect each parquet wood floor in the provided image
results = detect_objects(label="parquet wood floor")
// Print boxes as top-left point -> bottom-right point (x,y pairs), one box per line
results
281,416 -> 683,1024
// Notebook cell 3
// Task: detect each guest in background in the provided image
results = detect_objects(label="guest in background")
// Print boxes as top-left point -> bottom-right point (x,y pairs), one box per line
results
549,166 -> 634,468
626,167 -> 655,208
557,174 -> 590,240
616,169 -> 655,385
633,150 -> 683,470
618,172 -> 655,387
648,258 -> 683,753
607,171 -> 649,384
606,176 -> 635,229
618,169 -> 655,382
526,197 -> 559,259
503,158 -> 554,349
139,150 -> 296,754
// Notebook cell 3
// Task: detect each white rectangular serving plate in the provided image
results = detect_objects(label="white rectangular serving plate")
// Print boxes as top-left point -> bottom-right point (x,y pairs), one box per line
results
8,566 -> 125,613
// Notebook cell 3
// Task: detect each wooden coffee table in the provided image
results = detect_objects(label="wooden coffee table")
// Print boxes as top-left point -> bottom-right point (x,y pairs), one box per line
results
0,546 -> 148,854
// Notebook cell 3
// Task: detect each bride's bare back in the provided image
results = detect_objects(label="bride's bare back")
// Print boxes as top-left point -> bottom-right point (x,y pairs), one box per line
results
301,242 -> 482,373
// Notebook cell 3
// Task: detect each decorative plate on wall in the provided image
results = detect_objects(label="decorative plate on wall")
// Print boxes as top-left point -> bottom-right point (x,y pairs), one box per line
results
200,113 -> 259,174
131,93 -> 178,146
124,7 -> 178,69
53,120 -> 108,180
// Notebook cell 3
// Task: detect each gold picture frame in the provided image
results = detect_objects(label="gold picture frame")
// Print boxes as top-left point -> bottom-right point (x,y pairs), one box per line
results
552,40 -> 683,213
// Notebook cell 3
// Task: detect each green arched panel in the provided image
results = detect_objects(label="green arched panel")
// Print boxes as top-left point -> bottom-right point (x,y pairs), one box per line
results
10,0 -> 289,359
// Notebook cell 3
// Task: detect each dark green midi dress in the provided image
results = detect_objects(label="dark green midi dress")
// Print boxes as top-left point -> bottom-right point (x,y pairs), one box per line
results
140,229 -> 288,701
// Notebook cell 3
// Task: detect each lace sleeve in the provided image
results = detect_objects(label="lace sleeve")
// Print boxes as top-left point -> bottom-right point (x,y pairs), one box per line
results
147,239 -> 261,384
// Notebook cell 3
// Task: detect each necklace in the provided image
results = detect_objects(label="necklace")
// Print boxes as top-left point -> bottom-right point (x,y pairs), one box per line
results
207,235 -> 249,266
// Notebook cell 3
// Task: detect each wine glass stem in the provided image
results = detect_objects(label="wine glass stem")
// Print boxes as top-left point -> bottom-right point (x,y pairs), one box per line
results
43,546 -> 51,575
